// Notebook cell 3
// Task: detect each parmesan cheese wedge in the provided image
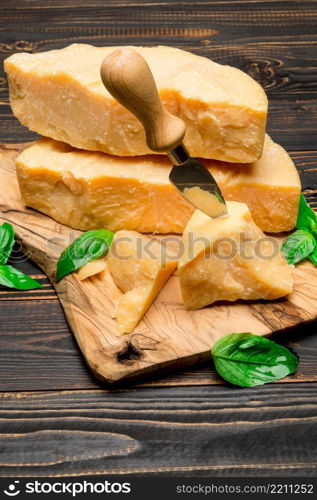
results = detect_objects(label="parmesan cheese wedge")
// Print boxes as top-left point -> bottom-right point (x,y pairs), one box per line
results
107,230 -> 177,335
16,135 -> 300,234
178,202 -> 294,310
5,43 -> 267,162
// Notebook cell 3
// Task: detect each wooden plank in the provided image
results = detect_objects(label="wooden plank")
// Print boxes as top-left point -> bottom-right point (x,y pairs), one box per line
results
0,299 -> 100,391
1,145 -> 317,384
0,385 -> 316,476
1,297 -> 317,391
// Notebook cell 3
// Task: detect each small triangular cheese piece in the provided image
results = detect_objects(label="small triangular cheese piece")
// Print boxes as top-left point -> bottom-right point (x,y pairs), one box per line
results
107,230 -> 177,335
178,202 -> 294,310
76,258 -> 107,280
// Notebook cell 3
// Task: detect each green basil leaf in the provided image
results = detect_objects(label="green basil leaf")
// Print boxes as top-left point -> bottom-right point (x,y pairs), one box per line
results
296,194 -> 317,237
0,265 -> 42,290
56,229 -> 113,281
212,332 -> 298,387
281,229 -> 315,264
308,246 -> 317,266
0,223 -> 15,265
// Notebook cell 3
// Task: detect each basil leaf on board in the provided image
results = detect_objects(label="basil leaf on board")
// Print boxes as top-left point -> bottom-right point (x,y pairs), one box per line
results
296,194 -> 317,237
212,332 -> 298,387
0,265 -> 42,290
281,229 -> 315,265
308,246 -> 317,266
0,223 -> 15,265
56,229 -> 114,282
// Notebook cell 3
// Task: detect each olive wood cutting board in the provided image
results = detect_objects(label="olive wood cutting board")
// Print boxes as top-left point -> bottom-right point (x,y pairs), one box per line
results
1,143 -> 317,384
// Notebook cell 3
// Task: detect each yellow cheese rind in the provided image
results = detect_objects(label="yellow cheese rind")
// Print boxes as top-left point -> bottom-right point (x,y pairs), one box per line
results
16,135 -> 300,234
178,202 -> 294,310
212,135 -> 301,232
5,43 -> 267,162
76,259 -> 107,280
107,230 -> 177,335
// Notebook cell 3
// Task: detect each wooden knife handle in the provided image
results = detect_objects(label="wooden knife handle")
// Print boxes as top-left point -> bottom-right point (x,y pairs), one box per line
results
100,48 -> 185,152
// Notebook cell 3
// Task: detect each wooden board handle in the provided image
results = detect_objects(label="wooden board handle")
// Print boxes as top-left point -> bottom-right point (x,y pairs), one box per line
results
100,48 -> 186,152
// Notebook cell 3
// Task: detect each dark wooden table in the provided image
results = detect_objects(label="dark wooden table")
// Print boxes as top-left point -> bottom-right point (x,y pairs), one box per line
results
1,0 -> 317,477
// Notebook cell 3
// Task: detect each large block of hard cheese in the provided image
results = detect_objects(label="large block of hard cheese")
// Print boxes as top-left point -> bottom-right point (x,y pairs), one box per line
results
5,44 -> 267,162
16,135 -> 300,234
178,202 -> 294,310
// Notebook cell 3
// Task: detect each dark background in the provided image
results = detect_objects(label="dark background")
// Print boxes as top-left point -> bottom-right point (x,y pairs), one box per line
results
0,0 -> 316,477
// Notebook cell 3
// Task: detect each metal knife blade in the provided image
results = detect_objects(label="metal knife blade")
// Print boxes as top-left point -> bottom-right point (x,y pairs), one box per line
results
168,144 -> 228,218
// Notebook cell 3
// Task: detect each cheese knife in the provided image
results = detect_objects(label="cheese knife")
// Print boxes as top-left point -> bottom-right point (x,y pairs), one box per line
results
100,48 -> 227,218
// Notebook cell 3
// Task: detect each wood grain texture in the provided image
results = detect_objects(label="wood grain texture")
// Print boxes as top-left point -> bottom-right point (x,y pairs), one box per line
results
1,0 -> 317,477
0,385 -> 316,477
1,295 -> 317,391
1,144 -> 317,384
